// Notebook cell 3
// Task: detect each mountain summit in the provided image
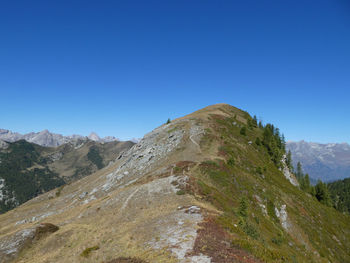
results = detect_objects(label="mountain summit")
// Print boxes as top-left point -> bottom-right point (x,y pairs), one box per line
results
88,132 -> 101,141
0,104 -> 349,263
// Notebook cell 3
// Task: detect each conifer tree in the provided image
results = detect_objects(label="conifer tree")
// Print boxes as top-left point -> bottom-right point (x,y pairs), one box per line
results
315,180 -> 332,206
255,137 -> 261,146
286,150 -> 293,170
296,162 -> 303,179
304,173 -> 311,192
252,115 -> 258,127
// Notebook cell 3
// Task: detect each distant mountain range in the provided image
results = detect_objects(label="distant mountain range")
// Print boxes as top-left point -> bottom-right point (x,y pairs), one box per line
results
286,141 -> 350,182
0,128 -> 119,147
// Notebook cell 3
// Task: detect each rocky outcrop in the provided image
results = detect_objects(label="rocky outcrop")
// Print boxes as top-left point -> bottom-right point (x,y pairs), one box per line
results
281,155 -> 299,186
0,223 -> 58,263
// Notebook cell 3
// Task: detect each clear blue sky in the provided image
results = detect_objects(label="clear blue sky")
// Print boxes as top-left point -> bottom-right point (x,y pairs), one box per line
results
0,0 -> 349,142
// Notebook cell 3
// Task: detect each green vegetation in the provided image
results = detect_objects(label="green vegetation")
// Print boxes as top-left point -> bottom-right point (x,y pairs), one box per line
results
173,166 -> 182,174
286,150 -> 293,170
195,110 -> 350,262
247,115 -> 258,129
80,245 -> 100,257
176,189 -> 186,195
166,118 -> 171,124
271,231 -> 284,246
0,140 -> 64,213
237,197 -> 259,239
255,137 -> 261,146
328,178 -> 350,213
261,124 -> 286,167
295,162 -> 333,207
238,197 -> 248,218
73,166 -> 94,179
55,185 -> 65,197
240,126 -> 247,136
87,146 -> 104,169
315,180 -> 332,206
0,138 -> 134,213
227,157 -> 235,167
296,162 -> 312,193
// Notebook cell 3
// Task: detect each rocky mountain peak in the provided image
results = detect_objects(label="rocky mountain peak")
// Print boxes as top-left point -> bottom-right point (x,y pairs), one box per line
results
88,132 -> 100,141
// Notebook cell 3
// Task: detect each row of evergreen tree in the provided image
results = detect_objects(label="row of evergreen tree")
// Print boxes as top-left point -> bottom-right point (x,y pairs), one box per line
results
245,115 -> 286,168
289,158 -> 333,207
328,178 -> 350,214
285,141 -> 348,213
246,114 -> 347,213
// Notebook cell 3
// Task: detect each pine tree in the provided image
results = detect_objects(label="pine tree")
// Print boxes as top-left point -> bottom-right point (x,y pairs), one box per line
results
310,185 -> 316,197
286,150 -> 293,170
247,119 -> 253,130
255,137 -> 261,146
240,127 -> 247,136
252,115 -> 258,128
315,180 -> 332,206
281,134 -> 286,150
304,173 -> 311,192
238,197 -> 248,218
296,162 -> 303,179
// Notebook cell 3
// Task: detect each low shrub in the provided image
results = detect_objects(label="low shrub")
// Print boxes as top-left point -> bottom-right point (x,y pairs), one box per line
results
80,245 -> 99,257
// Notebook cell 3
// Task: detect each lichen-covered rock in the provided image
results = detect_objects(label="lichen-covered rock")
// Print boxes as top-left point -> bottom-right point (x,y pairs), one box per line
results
281,155 -> 299,187
275,204 -> 289,230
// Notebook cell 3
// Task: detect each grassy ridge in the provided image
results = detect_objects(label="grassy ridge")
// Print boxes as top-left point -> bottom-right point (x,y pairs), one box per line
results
190,106 -> 350,262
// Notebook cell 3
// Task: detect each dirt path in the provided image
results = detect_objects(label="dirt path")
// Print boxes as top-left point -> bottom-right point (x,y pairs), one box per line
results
189,134 -> 201,153
121,188 -> 140,210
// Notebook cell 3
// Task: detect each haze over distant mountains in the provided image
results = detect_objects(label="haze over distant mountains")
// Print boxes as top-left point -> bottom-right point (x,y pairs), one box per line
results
0,128 -> 119,147
286,141 -> 350,182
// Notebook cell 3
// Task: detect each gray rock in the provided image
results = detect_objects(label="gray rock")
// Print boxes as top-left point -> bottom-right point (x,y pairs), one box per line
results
0,227 -> 35,263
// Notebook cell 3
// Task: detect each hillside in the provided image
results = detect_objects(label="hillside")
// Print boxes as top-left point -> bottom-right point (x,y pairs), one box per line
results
286,141 -> 350,182
0,104 -> 349,263
0,139 -> 134,213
